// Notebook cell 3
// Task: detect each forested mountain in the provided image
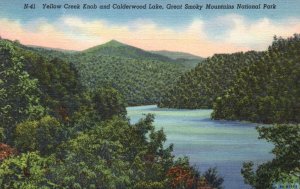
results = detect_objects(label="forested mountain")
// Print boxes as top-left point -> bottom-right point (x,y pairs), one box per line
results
151,51 -> 204,69
25,40 -> 199,105
30,41 -> 202,69
159,34 -> 300,124
159,51 -> 261,109
151,50 -> 203,68
82,40 -> 176,63
72,56 -> 183,105
66,41 -> 189,105
151,50 -> 203,60
212,35 -> 300,123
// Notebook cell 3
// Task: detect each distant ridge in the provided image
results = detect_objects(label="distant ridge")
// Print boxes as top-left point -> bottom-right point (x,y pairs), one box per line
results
81,40 -> 175,63
4,37 -> 203,69
3,37 -> 203,62
2,37 -> 202,70
150,50 -> 203,60
27,45 -> 78,53
81,40 -> 203,68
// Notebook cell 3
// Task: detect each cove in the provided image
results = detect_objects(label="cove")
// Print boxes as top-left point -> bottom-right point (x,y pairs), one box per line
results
127,105 -> 273,189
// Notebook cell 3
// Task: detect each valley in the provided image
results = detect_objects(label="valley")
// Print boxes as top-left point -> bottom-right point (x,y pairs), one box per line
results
0,35 -> 299,189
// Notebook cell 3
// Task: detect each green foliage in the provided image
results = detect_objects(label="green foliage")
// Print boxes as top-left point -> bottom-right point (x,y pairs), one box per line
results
52,131 -> 131,188
212,35 -> 300,123
21,52 -> 82,122
75,56 -> 183,105
15,116 -> 64,155
0,128 -> 5,142
93,88 -> 127,120
133,181 -> 166,189
24,40 -> 198,106
159,51 -> 258,109
66,40 -> 186,105
30,40 -> 201,106
159,34 -> 299,124
69,89 -> 127,133
241,124 -> 300,189
0,152 -> 55,189
1,38 -> 82,123
51,115 -> 174,188
0,41 -> 44,143
15,120 -> 38,152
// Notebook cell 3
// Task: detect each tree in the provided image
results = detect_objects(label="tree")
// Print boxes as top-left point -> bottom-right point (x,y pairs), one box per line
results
241,124 -> 300,189
14,120 -> 38,152
167,165 -> 196,189
22,55 -> 82,122
0,152 -> 55,189
0,42 -> 44,143
166,157 -> 223,189
51,117 -> 132,188
203,167 -> 224,189
92,88 -> 127,120
51,115 -> 176,188
15,116 -> 64,155
0,143 -> 17,161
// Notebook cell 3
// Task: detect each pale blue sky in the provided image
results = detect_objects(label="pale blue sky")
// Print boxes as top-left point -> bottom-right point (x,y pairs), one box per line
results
0,0 -> 299,56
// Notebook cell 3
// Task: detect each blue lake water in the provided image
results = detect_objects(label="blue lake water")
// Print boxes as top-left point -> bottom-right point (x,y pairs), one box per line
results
127,105 -> 274,189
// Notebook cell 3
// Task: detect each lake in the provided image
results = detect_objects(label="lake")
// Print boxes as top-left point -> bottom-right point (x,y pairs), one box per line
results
127,105 -> 273,189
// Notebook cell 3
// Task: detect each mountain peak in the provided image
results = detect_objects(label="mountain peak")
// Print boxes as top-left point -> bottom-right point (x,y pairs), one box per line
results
102,40 -> 126,47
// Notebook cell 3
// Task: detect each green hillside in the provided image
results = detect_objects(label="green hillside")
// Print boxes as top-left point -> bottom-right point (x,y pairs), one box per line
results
159,35 -> 300,124
212,35 -> 300,123
71,41 -> 185,105
159,51 -> 260,109
23,40 -> 189,106
82,40 -> 175,63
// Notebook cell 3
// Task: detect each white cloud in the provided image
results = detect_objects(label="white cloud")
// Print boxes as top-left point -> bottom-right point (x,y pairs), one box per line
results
0,14 -> 299,56
217,14 -> 300,50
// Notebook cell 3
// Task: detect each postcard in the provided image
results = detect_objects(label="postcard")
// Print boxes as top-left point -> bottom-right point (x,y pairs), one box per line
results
0,0 -> 299,189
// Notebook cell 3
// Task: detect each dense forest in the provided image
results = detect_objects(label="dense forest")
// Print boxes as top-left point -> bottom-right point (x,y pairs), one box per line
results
30,40 -> 201,106
159,51 -> 261,109
212,35 -> 300,123
160,35 -> 300,124
0,39 -> 222,188
71,54 -> 182,105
